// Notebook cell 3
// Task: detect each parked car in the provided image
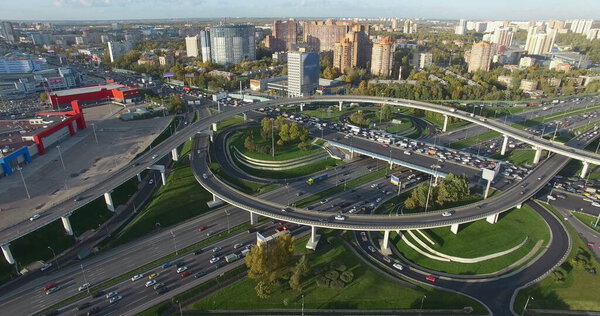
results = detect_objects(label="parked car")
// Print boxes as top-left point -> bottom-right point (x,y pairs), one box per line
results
131,274 -> 144,281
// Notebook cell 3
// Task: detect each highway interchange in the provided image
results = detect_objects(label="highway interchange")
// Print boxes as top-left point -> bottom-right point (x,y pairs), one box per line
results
1,94 -> 600,315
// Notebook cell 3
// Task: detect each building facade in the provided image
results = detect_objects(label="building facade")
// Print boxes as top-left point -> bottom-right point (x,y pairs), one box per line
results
370,36 -> 394,77
467,42 -> 493,73
524,26 -> 556,55
107,41 -> 133,63
1,21 -> 17,44
287,50 -> 319,97
209,25 -> 256,65
267,20 -> 297,52
302,19 -> 355,52
455,19 -> 467,35
185,35 -> 200,58
199,30 -> 211,62
491,27 -> 513,47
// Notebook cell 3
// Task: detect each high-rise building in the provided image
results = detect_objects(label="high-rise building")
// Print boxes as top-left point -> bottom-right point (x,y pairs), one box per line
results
370,36 -> 394,77
266,20 -> 297,52
333,25 -> 371,73
455,19 -> 467,35
547,20 -> 566,31
418,52 -> 433,69
159,55 -> 174,66
467,42 -> 493,73
287,49 -> 319,97
525,26 -> 556,55
391,18 -> 398,30
107,41 -> 133,63
569,19 -> 594,34
474,22 -> 488,33
586,29 -> 600,40
491,27 -> 514,47
185,35 -> 200,58
208,24 -> 256,65
199,30 -> 211,63
302,19 -> 355,51
403,19 -> 416,34
1,21 -> 17,44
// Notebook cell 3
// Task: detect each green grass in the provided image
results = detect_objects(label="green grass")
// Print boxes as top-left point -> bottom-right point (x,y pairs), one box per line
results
572,212 -> 600,233
235,156 -> 343,180
209,161 -> 279,194
515,203 -> 600,314
191,231 -> 485,312
421,114 -> 471,132
230,126 -> 324,162
493,149 -> 537,166
395,206 -> 550,275
216,115 -> 244,132
295,167 -> 393,207
449,130 -> 501,149
109,150 -> 213,246
298,106 -> 380,121
385,118 -> 414,134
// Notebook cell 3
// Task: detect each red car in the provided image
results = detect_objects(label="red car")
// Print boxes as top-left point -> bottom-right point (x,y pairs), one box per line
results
43,282 -> 57,291
181,271 -> 191,278
425,276 -> 436,283
197,225 -> 208,232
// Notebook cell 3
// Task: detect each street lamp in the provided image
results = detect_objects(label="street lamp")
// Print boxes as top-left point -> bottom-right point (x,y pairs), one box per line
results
47,246 -> 59,270
169,230 -> 178,255
17,167 -> 31,199
80,263 -> 90,294
271,118 -> 275,157
225,210 -> 231,234
56,145 -> 66,171
91,123 -> 99,144
521,296 -> 534,316
419,295 -> 426,316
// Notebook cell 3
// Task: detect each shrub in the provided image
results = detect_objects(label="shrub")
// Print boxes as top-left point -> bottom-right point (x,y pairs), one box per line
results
316,276 -> 330,288
330,280 -> 345,289
330,261 -> 347,272
325,270 -> 339,280
340,270 -> 354,283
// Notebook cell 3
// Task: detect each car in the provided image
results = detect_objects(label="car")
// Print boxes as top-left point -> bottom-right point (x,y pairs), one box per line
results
587,242 -> 595,247
161,262 -> 173,269
334,215 -> 346,221
441,211 -> 453,217
370,183 -> 379,188
153,282 -> 166,290
152,155 -> 158,159
592,202 -> 600,207
149,179 -> 154,185
193,248 -> 203,255
360,232 -> 368,241
202,173 -> 208,179
320,199 -> 329,204
105,291 -> 118,299
45,285 -> 60,295
78,283 -> 91,291
145,279 -> 157,287
181,271 -> 192,278
403,150 -> 411,155
393,263 -> 404,270
148,272 -> 159,280
382,256 -> 392,263
210,257 -> 220,264
425,275 -> 436,282
74,196 -> 83,202
77,302 -> 91,310
197,225 -> 208,232
233,243 -> 244,249
176,261 -> 186,268
90,290 -> 104,298
367,246 -> 377,253
319,218 -> 331,223
29,214 -> 41,221
131,273 -> 144,281
109,295 -> 122,304
40,263 -> 52,271
194,271 -> 208,278
296,191 -> 304,196
206,231 -> 213,237
87,307 -> 101,315
43,282 -> 58,291
176,266 -> 188,273
281,207 -> 292,212
212,246 -> 222,253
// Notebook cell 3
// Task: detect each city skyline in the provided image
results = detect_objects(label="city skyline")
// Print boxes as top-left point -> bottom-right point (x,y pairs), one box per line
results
1,0 -> 599,21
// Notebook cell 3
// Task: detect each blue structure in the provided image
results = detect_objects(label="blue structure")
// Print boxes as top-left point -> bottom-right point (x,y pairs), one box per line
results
0,147 -> 32,175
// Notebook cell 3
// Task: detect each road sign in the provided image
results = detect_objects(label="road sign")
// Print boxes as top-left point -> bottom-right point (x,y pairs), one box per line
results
391,175 -> 400,186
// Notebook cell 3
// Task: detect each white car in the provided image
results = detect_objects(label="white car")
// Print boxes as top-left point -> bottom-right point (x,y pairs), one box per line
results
441,211 -> 453,217
145,280 -> 157,288
403,151 -> 411,155
393,263 -> 404,270
131,274 -> 144,281
149,179 -> 154,185
29,214 -> 41,221
210,257 -> 220,264
176,266 -> 188,273
334,215 -> 346,221
592,202 -> 600,207
151,155 -> 158,159
40,263 -> 52,272
367,246 -> 377,253
109,295 -> 123,304
78,283 -> 91,291
370,183 -> 379,188
105,291 -> 118,299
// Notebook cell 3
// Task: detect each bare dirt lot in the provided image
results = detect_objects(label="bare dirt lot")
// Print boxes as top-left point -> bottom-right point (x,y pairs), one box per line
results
0,103 -> 172,230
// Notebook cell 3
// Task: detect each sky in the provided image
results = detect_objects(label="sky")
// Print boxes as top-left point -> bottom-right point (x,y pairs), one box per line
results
1,0 -> 599,21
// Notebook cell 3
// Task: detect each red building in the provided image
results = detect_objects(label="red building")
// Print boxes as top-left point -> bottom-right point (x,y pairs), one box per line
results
34,101 -> 87,155
48,83 -> 140,106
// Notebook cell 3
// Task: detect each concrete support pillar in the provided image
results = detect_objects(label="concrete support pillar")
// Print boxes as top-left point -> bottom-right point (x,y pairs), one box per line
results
213,194 -> 222,203
501,135 -> 509,156
389,161 -> 393,169
533,147 -> 542,164
450,223 -> 460,234
104,191 -> 115,212
171,148 -> 179,161
210,134 -> 214,142
486,213 -> 499,224
442,114 -> 449,132
250,212 -> 258,225
338,101 -> 343,111
516,203 -> 522,209
160,171 -> 167,186
581,162 -> 590,179
212,123 -> 218,132
61,214 -> 74,236
300,103 -> 304,112
1,244 -> 15,265
484,179 -> 492,199
136,173 -> 142,182
243,112 -> 248,121
306,225 -> 321,250
379,230 -> 392,255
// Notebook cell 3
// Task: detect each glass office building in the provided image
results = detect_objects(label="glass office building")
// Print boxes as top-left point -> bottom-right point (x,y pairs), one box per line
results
209,25 -> 256,65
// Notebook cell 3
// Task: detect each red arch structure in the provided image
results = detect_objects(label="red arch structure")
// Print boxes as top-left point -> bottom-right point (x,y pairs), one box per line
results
34,101 -> 87,155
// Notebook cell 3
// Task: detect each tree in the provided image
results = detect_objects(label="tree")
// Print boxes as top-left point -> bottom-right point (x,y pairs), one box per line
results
261,117 -> 273,140
436,174 -> 470,205
298,125 -> 310,142
279,124 -> 291,143
245,233 -> 296,289
167,94 -> 184,113
379,104 -> 392,121
349,111 -> 371,126
39,92 -> 48,101
289,122 -> 300,141
244,135 -> 256,152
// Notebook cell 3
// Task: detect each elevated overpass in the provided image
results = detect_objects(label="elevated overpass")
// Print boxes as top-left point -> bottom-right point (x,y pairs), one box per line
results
2,95 -> 599,263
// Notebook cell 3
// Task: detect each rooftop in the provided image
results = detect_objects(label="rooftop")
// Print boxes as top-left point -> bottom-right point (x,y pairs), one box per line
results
49,83 -> 134,97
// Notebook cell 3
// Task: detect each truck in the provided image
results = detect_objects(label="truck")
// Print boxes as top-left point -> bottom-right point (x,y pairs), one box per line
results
307,173 -> 328,185
225,253 -> 240,263
427,149 -> 437,155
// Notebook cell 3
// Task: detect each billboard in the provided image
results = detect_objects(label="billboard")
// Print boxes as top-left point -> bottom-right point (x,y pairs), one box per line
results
184,73 -> 195,78
163,72 -> 174,78
390,175 -> 400,186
